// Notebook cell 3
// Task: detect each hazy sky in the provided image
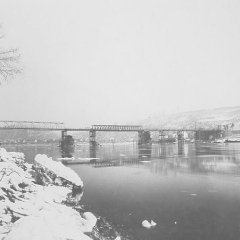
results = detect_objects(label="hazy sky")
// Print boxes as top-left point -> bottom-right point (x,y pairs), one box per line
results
0,0 -> 239,127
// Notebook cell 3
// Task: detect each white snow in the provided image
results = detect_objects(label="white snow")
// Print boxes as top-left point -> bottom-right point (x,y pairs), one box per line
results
0,148 -> 24,165
142,219 -> 157,229
0,148 -> 99,240
142,220 -> 152,229
0,161 -> 34,190
150,220 -> 157,227
4,207 -> 93,240
34,154 -> 83,187
83,212 -> 98,230
8,152 -> 25,161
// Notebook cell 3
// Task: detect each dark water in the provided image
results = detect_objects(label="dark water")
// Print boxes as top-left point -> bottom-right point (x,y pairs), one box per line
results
4,142 -> 240,240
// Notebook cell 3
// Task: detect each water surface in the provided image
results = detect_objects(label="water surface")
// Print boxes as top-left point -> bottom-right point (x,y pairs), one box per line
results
4,142 -> 240,240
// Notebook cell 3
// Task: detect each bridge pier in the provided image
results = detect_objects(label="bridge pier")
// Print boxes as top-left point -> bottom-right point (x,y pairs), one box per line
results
177,130 -> 184,142
138,130 -> 151,145
60,130 -> 74,148
138,144 -> 152,159
158,130 -> 166,143
61,130 -> 67,141
89,145 -> 97,159
178,141 -> 184,155
194,131 -> 199,141
194,130 -> 223,141
89,130 -> 97,148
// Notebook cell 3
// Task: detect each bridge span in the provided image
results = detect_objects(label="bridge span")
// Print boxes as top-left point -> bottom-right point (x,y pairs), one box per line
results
0,121 -> 65,131
0,121 -> 223,145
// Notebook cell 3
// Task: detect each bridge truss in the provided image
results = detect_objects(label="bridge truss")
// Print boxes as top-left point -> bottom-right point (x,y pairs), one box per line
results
0,121 -> 65,130
91,125 -> 143,132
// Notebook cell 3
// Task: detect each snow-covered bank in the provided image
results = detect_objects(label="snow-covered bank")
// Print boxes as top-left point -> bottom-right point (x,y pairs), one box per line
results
0,148 -> 98,240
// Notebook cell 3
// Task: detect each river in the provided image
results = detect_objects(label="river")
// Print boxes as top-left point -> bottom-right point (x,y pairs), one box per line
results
3,142 -> 240,240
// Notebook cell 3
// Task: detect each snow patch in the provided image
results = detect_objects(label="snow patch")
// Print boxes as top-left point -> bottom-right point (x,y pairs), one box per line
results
34,154 -> 83,187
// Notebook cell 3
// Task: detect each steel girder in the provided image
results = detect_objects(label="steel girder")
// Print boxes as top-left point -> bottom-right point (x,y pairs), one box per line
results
91,125 -> 143,131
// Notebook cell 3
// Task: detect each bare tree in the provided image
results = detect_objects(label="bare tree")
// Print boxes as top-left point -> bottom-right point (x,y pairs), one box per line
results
0,26 -> 22,84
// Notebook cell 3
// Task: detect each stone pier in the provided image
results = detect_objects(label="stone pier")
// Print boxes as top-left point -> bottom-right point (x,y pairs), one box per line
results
89,129 -> 97,148
60,130 -> 74,147
177,130 -> 184,142
138,130 -> 151,145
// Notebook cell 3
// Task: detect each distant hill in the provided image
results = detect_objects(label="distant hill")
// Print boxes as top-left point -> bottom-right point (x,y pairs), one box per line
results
138,106 -> 240,130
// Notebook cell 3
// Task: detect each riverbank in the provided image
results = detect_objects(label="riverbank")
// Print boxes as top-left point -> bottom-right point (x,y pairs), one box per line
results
0,148 -> 118,240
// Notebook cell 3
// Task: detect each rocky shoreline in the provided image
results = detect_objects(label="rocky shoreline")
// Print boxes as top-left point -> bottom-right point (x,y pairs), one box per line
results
0,148 -> 118,240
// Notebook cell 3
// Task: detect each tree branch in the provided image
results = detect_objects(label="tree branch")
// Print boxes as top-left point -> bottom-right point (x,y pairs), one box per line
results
0,26 -> 22,83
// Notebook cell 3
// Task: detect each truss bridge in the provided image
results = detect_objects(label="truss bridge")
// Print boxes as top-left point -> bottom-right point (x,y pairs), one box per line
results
0,121 -> 65,130
0,121 -> 223,146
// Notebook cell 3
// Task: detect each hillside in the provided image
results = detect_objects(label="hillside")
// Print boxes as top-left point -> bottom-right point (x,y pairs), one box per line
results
138,106 -> 240,130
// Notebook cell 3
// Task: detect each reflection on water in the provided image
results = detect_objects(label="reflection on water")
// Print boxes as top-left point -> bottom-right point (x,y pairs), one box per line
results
138,144 -> 152,160
178,142 -> 184,156
4,142 -> 240,240
61,144 -> 74,158
89,145 -> 97,159
57,142 -> 240,176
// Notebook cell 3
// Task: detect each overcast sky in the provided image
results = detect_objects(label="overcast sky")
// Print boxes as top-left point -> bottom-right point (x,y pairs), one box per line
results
0,0 -> 239,127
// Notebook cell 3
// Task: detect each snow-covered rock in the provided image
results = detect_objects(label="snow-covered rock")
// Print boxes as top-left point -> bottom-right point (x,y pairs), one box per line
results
4,206 -> 93,240
83,212 -> 98,230
8,152 -> 25,161
34,154 -> 83,187
0,149 -> 24,164
0,148 -> 99,240
0,161 -> 33,190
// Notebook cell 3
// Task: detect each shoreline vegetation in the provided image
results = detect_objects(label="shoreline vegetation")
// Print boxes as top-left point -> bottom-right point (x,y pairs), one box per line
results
0,148 -> 120,240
